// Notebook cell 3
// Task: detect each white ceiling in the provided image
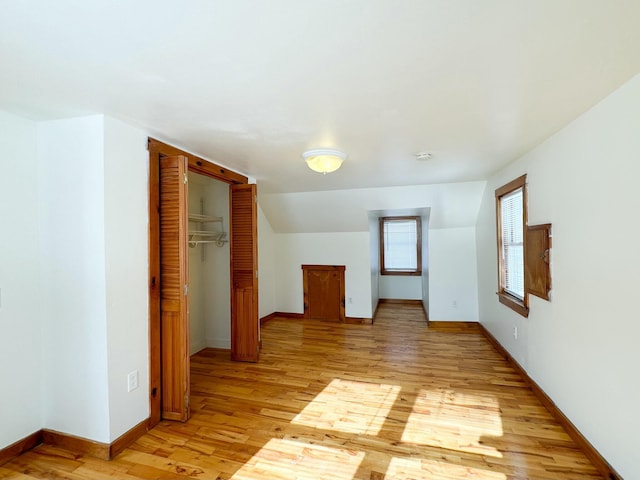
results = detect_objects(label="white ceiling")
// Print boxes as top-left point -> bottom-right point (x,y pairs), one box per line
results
2,0 -> 639,194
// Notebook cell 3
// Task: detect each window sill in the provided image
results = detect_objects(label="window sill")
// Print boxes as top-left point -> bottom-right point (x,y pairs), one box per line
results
381,270 -> 422,276
498,292 -> 529,317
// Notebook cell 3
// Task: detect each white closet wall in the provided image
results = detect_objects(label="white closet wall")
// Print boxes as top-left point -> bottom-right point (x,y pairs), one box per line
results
188,172 -> 231,354
188,178 -> 206,354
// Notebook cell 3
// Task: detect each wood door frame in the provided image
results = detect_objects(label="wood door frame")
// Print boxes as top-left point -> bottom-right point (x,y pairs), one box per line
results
148,138 -> 248,428
301,264 -> 346,322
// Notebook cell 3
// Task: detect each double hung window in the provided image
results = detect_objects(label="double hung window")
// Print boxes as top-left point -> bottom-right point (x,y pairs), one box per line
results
495,175 -> 528,316
380,216 -> 422,276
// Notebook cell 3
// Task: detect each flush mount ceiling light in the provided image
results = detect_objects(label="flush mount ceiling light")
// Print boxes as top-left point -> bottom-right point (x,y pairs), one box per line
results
302,148 -> 347,174
415,152 -> 432,161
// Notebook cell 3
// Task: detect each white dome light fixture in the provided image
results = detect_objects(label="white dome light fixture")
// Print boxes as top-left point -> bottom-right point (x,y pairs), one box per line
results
302,148 -> 346,174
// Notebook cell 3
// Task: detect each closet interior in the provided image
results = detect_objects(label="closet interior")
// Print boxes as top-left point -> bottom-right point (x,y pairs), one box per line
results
188,171 -> 231,354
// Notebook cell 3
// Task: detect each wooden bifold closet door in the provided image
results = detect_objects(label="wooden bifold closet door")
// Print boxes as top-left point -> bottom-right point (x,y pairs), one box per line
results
159,155 -> 190,421
229,184 -> 259,362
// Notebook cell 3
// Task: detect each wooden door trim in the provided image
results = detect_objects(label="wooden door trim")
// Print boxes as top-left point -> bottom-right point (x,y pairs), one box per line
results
301,264 -> 346,271
148,138 -> 248,184
301,265 -> 346,322
147,138 -> 248,428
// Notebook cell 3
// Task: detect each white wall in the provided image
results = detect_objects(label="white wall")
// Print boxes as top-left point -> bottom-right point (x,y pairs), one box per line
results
429,227 -> 479,321
1,111 -> 260,449
103,116 -> 150,441
258,204 -> 277,318
420,212 -> 430,316
38,115 -> 111,442
368,216 -> 380,315
188,173 -> 232,350
475,74 -> 640,479
275,232 -> 372,318
261,181 -> 486,233
188,178 -> 207,354
0,111 -> 43,449
379,276 -> 422,300
203,178 -> 230,349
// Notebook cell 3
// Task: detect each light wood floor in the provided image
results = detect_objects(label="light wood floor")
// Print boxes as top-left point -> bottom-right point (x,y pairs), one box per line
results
1,303 -> 602,479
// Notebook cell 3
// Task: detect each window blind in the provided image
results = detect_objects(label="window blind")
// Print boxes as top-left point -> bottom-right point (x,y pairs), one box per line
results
383,219 -> 418,271
500,188 -> 524,299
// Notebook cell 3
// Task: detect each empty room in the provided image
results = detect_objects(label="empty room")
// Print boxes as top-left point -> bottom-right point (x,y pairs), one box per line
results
1,1 -> 639,479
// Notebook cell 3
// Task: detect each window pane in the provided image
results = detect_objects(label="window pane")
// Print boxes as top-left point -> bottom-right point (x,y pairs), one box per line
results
383,219 -> 418,271
500,188 -> 524,299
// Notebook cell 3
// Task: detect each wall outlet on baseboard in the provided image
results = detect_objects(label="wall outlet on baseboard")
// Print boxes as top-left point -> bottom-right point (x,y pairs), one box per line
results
513,326 -> 518,340
127,370 -> 139,392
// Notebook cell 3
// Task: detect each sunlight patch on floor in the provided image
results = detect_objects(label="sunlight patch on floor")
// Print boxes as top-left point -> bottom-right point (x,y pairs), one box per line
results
386,455 -> 507,480
401,388 -> 504,458
230,437 -> 365,480
292,378 -> 401,435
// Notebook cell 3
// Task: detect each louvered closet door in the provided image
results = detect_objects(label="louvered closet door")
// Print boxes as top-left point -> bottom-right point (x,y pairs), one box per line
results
159,155 -> 190,421
230,184 -> 259,362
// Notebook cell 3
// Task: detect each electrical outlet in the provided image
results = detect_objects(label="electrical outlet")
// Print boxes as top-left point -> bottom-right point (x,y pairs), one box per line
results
513,326 -> 518,340
127,370 -> 139,392
452,299 -> 458,308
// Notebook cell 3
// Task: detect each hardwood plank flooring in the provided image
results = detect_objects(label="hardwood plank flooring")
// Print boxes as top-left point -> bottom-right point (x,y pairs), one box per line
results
0,303 -> 602,479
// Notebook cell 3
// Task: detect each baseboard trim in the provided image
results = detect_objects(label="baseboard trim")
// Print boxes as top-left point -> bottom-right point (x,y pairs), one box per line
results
262,311 -> 372,324
428,321 -> 480,332
42,429 -> 110,461
277,311 -> 305,320
272,311 -> 305,320
345,316 -> 373,324
378,298 -> 423,305
2,418 -> 150,464
260,312 -> 279,325
478,324 -> 621,480
109,418 -> 149,459
0,430 -> 43,466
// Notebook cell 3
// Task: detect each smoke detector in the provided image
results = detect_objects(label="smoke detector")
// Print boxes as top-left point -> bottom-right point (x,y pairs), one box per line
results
415,152 -> 432,161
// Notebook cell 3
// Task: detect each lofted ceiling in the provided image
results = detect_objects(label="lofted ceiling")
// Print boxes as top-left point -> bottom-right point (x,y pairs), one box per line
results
1,1 -> 639,194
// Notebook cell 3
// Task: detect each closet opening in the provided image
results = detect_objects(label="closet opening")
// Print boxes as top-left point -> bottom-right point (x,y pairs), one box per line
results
188,172 -> 231,356
148,138 -> 259,429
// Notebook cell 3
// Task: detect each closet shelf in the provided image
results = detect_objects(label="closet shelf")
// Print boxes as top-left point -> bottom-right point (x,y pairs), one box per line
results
188,213 -> 222,223
188,209 -> 226,248
188,231 -> 227,248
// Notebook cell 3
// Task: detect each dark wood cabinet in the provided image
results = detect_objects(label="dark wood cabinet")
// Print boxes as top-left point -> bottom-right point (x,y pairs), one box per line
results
302,265 -> 345,322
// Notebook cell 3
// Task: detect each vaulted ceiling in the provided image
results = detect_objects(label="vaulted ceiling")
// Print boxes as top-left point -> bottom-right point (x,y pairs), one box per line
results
2,0 -> 639,196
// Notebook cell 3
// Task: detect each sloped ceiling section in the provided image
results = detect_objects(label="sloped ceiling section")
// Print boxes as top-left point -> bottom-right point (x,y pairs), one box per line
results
2,2 -> 640,194
259,182 -> 486,233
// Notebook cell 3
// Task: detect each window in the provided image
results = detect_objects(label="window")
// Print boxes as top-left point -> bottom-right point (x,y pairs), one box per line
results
380,216 -> 422,276
495,175 -> 528,316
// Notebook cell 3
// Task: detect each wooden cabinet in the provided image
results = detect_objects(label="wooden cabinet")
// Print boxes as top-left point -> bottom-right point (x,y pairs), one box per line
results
302,265 -> 345,322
